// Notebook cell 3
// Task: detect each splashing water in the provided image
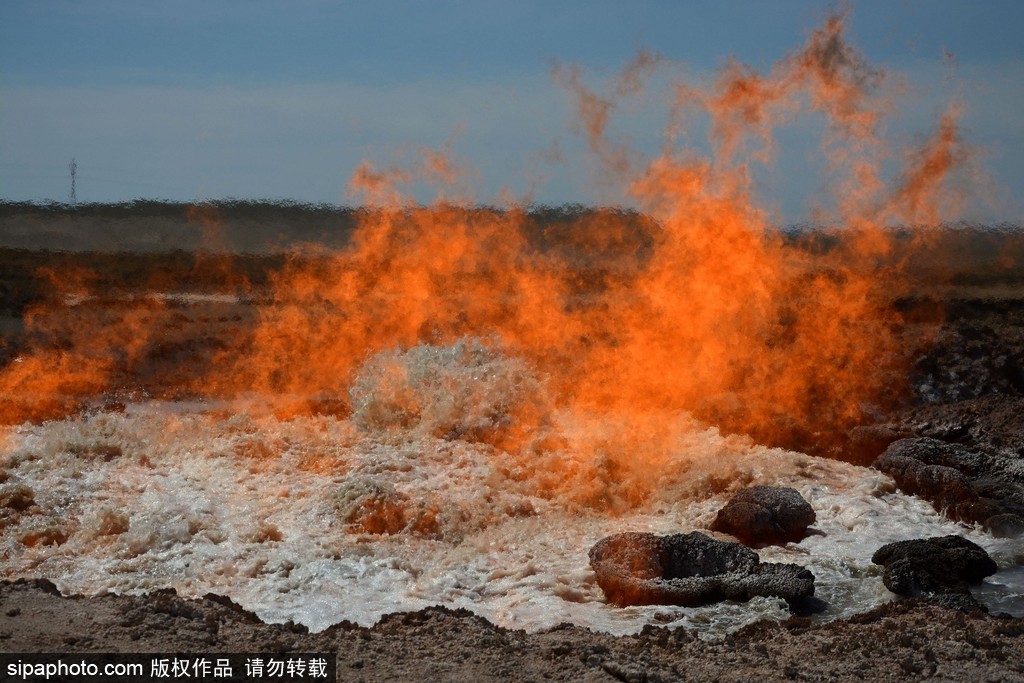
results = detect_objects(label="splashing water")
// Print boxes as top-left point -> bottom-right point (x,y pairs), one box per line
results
0,11 -> 982,447
1,11 -> 1018,634
1,342 -> 1021,635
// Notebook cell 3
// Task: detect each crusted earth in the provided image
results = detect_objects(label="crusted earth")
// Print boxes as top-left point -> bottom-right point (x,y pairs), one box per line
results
1,580 -> 1022,682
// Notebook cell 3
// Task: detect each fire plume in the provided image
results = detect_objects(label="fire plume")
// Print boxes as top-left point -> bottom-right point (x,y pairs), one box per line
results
0,12 -> 981,487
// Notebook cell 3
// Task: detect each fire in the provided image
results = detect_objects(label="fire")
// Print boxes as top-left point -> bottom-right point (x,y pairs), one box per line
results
0,12 -> 980,491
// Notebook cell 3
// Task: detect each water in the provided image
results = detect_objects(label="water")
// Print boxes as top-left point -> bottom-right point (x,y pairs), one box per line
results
1,343 -> 1022,637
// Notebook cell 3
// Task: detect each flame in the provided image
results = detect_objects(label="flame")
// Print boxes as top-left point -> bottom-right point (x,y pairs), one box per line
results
185,203 -> 251,292
0,265 -> 165,423
0,12 -> 983,496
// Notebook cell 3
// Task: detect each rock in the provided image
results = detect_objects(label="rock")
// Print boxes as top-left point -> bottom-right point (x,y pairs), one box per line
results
929,592 -> 989,613
887,395 -> 1024,461
710,486 -> 816,546
589,531 -> 815,607
871,536 -> 998,597
844,425 -> 913,466
874,438 -> 1024,534
984,513 -> 1024,539
911,323 -> 1024,404
878,438 -> 989,476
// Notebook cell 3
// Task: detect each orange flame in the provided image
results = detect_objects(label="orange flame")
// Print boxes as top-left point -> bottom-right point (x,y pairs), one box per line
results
0,12 -> 983,492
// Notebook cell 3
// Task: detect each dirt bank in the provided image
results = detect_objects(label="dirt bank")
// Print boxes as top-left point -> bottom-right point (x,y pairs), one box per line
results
1,580 -> 1022,682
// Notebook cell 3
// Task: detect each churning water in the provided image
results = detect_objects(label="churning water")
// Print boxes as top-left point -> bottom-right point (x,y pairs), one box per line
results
5,8 -> 1021,638
1,340 -> 1021,637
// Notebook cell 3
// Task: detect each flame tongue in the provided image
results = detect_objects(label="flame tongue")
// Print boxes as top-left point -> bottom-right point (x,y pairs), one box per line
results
0,12 -> 976,469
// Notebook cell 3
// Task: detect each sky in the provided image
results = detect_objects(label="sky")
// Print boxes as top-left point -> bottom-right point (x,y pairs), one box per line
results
1,1 -> 1023,223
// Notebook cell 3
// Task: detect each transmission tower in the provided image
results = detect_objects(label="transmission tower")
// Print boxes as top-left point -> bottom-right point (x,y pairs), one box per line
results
68,157 -> 78,204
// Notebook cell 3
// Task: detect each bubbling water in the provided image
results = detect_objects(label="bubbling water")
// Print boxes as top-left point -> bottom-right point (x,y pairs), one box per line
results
1,341 -> 1020,635
0,11 -> 982,452
349,337 -> 549,447
1,10 -> 1016,635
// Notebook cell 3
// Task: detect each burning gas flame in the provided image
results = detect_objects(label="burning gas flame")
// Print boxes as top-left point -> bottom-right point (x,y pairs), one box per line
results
0,12 -> 983,495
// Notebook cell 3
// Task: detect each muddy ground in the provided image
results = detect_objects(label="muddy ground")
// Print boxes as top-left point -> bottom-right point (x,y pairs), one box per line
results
1,579 -> 1023,682
0,208 -> 1023,681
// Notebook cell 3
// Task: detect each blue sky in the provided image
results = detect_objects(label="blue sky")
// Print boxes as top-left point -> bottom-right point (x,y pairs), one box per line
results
1,1 -> 1022,222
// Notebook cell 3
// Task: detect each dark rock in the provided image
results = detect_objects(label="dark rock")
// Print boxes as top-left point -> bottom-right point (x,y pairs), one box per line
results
878,438 -> 989,477
912,323 -> 1024,404
844,425 -> 913,466
984,513 -> 1024,539
10,578 -> 62,596
788,596 -> 829,617
892,395 -> 1024,460
589,531 -> 815,608
871,536 -> 998,597
710,486 -> 816,546
874,438 -> 1024,532
929,592 -> 989,613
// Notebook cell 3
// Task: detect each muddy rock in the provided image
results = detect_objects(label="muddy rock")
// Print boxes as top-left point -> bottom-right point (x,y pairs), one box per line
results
589,531 -> 815,607
710,486 -> 816,546
843,424 -> 913,466
3,579 -> 1024,682
874,437 -> 1024,534
894,395 -> 1024,458
912,321 -> 1024,404
871,535 -> 998,599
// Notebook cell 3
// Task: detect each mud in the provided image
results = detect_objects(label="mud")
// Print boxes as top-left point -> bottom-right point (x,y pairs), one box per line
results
1,579 -> 1022,682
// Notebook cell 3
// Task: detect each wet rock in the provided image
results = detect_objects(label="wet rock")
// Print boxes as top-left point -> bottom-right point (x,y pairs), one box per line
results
892,395 -> 1024,459
871,536 -> 997,597
874,440 -> 981,517
710,486 -> 816,546
874,438 -> 1024,534
589,531 -> 815,607
912,323 -> 1024,404
878,438 -> 988,477
844,425 -> 913,466
984,513 -> 1024,539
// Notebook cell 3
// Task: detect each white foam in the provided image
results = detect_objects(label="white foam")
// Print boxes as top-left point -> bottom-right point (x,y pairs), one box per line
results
1,342 -> 1021,635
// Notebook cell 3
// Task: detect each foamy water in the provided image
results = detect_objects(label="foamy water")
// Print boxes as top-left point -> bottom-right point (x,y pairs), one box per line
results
1,342 -> 1021,636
